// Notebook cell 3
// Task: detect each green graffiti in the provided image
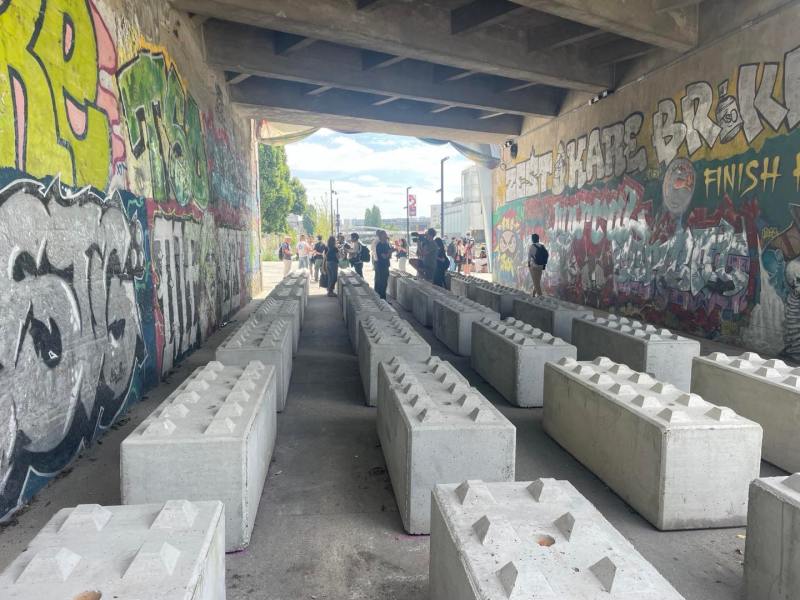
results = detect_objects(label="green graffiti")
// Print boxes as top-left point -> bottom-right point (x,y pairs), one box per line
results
0,0 -> 111,188
117,51 -> 209,207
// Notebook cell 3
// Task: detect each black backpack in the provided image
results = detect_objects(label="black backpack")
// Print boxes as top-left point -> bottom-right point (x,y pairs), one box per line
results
534,243 -> 549,268
360,244 -> 370,262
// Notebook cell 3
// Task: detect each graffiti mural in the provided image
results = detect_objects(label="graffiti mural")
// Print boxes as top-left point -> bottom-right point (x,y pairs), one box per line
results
0,177 -> 146,514
0,0 -> 257,518
494,30 -> 800,359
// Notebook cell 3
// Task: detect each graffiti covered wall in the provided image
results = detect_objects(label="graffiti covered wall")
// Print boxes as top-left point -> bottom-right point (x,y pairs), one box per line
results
0,0 -> 259,517
493,4 -> 800,360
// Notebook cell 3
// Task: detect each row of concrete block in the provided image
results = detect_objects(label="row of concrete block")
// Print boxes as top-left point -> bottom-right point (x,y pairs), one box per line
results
380,273 -> 798,598
444,275 -> 800,477
0,272 -> 311,599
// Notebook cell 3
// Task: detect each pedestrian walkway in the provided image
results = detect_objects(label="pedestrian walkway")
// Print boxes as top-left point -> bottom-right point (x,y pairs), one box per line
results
0,262 -> 786,600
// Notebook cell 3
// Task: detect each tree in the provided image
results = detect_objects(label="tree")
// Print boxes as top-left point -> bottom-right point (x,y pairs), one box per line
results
364,204 -> 383,227
304,199 -> 333,240
258,145 -> 307,234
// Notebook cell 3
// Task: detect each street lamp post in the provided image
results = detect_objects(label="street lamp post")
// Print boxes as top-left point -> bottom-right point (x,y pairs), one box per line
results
440,157 -> 449,238
405,186 -> 411,247
329,180 -> 337,237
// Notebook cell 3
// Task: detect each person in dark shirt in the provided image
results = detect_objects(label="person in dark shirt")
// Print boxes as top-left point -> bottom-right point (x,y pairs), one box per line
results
433,237 -> 449,288
373,229 -> 393,299
323,235 -> 339,297
312,235 -> 326,282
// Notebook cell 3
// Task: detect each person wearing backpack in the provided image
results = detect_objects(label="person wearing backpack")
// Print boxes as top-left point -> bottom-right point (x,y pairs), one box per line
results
446,237 -> 456,272
347,232 -> 367,277
527,233 -> 548,297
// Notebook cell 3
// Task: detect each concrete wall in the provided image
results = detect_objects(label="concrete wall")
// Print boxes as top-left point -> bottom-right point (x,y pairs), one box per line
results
0,0 -> 261,518
492,3 -> 800,359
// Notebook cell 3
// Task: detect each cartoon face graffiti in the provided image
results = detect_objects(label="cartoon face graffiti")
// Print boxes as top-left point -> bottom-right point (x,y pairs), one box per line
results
662,158 -> 696,216
0,179 -> 144,496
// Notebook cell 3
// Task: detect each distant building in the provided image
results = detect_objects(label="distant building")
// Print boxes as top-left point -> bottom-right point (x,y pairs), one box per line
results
287,213 -> 304,234
345,216 -> 430,235
438,165 -> 491,244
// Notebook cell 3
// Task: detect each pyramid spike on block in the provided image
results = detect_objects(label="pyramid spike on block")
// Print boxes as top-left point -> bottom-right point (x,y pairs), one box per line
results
123,541 -> 180,579
783,473 -> 800,493
675,393 -> 704,407
216,402 -> 244,418
590,556 -> 618,592
631,395 -> 660,409
527,478 -> 560,502
553,511 -> 578,540
174,391 -> 200,404
657,408 -> 690,423
204,417 -> 236,435
417,408 -> 441,423
469,407 -> 494,422
496,561 -> 519,598
161,403 -> 190,419
151,500 -> 199,529
705,406 -> 737,421
455,480 -> 495,505
17,547 -> 81,583
143,418 -> 176,437
60,504 -> 112,532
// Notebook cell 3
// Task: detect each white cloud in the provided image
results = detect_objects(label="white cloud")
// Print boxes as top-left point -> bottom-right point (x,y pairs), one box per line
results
286,131 -> 471,219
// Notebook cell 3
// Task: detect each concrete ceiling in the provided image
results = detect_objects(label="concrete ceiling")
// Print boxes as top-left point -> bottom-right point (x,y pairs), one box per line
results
174,0 -> 706,142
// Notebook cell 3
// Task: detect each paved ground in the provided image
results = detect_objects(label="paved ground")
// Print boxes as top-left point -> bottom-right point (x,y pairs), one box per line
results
0,261 -> 786,600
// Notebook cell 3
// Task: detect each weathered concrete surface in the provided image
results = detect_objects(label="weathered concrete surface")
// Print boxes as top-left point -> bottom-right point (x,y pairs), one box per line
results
433,295 -> 499,356
389,268 -> 412,299
216,317 -> 293,411
0,500 -> 226,600
744,474 -> 800,600
572,315 -> 700,391
471,317 -> 577,407
411,281 -> 451,327
358,315 -> 431,406
512,296 -> 594,343
269,283 -> 307,324
121,361 -> 277,550
395,276 -> 420,311
430,480 -> 685,600
376,357 -> 515,534
252,297 -> 302,354
544,357 -> 762,530
0,263 -> 788,600
691,352 -> 800,473
343,283 -> 377,326
466,281 -> 526,318
347,295 -> 397,353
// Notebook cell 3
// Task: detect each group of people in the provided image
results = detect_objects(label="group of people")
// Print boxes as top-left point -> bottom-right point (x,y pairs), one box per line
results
279,227 -> 549,301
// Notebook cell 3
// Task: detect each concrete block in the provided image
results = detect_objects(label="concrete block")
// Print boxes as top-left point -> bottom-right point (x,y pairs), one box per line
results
471,317 -> 576,407
467,281 -> 525,318
572,315 -> 700,391
377,357 -> 515,534
395,276 -> 420,311
252,298 -> 300,354
388,269 -> 411,298
543,357 -> 762,530
343,284 -> 376,324
446,272 -> 477,297
691,351 -> 800,473
269,284 -> 305,324
346,296 -> 397,352
429,479 -> 685,600
0,500 -> 225,600
512,296 -> 594,342
284,268 -> 310,298
338,272 -> 366,315
121,361 -> 277,551
744,474 -> 800,600
216,318 -> 293,411
357,315 -> 431,406
433,295 -> 499,356
412,281 -> 451,327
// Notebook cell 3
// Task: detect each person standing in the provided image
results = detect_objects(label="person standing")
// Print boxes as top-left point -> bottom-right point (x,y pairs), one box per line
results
280,235 -> 293,277
297,234 -> 310,270
373,229 -> 393,299
323,235 -> 339,297
527,233 -> 549,297
396,239 -> 408,272
462,236 -> 474,275
420,228 -> 437,281
433,237 -> 449,288
454,238 -> 464,273
446,237 -> 456,272
347,232 -> 365,277
312,235 -> 326,282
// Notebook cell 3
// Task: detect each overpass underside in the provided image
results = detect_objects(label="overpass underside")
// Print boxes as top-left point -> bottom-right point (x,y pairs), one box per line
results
179,0 -> 703,143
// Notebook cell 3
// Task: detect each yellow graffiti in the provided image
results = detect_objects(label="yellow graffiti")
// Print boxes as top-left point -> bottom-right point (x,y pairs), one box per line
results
0,0 -> 110,188
703,156 -> 782,198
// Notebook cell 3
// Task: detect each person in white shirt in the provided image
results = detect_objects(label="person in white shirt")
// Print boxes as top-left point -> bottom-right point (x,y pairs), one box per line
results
280,235 -> 293,277
297,235 -> 310,270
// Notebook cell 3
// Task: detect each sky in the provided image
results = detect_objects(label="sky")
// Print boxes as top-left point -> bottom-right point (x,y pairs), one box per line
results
284,129 -> 471,220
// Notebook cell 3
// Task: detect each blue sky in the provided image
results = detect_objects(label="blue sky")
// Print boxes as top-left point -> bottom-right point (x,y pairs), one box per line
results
285,129 -> 471,220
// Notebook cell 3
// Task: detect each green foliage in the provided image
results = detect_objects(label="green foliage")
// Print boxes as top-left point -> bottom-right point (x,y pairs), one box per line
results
304,199 -> 333,240
364,204 -> 383,227
258,144 -> 306,234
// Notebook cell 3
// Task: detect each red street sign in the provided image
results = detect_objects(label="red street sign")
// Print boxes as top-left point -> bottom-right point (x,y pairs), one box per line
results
408,194 -> 417,217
